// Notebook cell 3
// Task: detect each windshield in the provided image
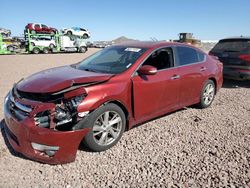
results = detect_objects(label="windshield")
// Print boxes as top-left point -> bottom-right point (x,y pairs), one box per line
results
75,46 -> 147,74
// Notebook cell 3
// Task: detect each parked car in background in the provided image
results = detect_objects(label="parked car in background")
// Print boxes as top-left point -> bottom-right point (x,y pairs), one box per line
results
63,27 -> 90,38
0,28 -> 11,38
3,37 -> 25,52
30,36 -> 56,49
25,23 -> 58,35
209,37 -> 250,80
3,42 -> 222,164
59,35 -> 87,53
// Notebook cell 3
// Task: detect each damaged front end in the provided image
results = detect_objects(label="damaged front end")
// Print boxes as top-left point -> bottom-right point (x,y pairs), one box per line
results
3,85 -> 93,164
14,85 -> 89,131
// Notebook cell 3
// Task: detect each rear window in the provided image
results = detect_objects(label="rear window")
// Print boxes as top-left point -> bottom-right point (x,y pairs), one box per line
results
176,46 -> 198,66
211,39 -> 250,52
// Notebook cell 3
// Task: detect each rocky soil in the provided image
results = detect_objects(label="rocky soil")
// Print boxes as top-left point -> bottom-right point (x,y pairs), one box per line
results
0,49 -> 249,187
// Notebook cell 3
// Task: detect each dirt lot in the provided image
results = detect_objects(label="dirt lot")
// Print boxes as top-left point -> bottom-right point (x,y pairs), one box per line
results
0,49 -> 249,187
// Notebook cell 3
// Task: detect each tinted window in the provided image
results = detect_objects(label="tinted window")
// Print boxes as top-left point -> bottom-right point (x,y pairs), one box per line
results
176,46 -> 198,66
34,24 -> 40,28
211,39 -> 250,53
41,24 -> 48,28
143,48 -> 174,70
197,51 -> 206,62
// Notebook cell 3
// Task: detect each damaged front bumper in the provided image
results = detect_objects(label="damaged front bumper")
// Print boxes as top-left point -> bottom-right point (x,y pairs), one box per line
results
3,91 -> 90,164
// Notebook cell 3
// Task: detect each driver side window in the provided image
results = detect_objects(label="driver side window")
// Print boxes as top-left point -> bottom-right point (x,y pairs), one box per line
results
142,47 -> 174,70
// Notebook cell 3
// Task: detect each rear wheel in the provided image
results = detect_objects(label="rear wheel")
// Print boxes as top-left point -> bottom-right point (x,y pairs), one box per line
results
31,30 -> 36,34
82,103 -> 126,152
197,80 -> 215,108
83,34 -> 88,39
49,44 -> 55,49
67,31 -> 72,36
43,47 -> 49,54
32,47 -> 40,54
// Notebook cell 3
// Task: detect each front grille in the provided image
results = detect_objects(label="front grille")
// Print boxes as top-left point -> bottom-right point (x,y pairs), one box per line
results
14,88 -> 63,102
8,90 -> 31,121
4,125 -> 20,146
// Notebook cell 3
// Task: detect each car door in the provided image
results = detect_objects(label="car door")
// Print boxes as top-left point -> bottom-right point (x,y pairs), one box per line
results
41,24 -> 48,32
175,46 -> 208,107
131,47 -> 180,123
34,24 -> 40,32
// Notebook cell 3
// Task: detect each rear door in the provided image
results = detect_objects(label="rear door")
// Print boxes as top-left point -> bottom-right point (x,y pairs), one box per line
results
175,46 -> 208,107
41,24 -> 49,32
132,47 -> 180,122
34,24 -> 40,32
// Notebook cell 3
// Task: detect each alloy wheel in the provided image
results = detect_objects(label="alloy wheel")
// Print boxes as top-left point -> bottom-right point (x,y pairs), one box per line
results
203,83 -> 215,105
93,111 -> 123,146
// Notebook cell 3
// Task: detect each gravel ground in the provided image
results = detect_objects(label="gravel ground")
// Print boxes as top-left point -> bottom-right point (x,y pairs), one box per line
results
0,49 -> 250,187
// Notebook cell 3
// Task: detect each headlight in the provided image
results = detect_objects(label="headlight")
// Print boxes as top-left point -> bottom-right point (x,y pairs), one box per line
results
70,95 -> 84,108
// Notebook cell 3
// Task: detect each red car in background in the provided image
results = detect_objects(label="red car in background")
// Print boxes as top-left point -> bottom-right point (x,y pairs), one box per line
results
3,42 -> 223,164
25,23 -> 58,34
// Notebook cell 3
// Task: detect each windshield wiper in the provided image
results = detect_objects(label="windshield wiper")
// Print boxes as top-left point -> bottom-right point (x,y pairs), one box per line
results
82,68 -> 102,73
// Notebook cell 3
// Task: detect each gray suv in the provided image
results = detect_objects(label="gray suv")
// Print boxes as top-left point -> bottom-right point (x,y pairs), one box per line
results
209,37 -> 250,80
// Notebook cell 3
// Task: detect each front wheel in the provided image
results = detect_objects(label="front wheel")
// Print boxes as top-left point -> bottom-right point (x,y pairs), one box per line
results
79,46 -> 87,53
82,103 -> 126,152
32,47 -> 40,54
197,80 -> 216,108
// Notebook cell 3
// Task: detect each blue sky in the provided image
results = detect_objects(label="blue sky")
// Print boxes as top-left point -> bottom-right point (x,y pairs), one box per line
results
1,0 -> 249,41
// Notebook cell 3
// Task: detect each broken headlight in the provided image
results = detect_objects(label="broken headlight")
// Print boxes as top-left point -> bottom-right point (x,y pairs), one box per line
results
55,95 -> 85,126
34,95 -> 85,129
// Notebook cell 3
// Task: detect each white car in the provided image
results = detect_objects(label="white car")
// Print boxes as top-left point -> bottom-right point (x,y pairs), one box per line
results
63,27 -> 90,38
30,37 -> 56,48
60,35 -> 87,53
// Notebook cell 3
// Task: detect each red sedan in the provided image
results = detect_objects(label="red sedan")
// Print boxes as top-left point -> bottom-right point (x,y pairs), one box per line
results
3,42 -> 223,164
25,23 -> 58,35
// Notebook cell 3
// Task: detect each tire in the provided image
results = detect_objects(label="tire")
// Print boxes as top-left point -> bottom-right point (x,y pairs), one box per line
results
43,47 -> 49,54
197,80 -> 216,109
32,47 -> 40,54
79,46 -> 87,53
81,103 -> 126,152
83,34 -> 88,39
67,31 -> 72,36
7,46 -> 14,52
49,44 -> 55,49
31,30 -> 36,34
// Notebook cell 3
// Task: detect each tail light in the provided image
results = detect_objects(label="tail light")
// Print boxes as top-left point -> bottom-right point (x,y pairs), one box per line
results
208,52 -> 219,60
239,54 -> 250,62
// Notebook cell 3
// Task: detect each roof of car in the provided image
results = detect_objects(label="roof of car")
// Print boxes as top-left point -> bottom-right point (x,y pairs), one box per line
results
219,36 -> 250,41
113,41 -> 186,49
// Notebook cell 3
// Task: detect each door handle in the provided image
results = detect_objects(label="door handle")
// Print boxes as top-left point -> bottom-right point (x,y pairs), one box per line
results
200,67 -> 207,71
171,75 -> 180,80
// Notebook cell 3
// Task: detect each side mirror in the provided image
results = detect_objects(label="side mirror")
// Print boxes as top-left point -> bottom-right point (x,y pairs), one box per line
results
138,65 -> 157,75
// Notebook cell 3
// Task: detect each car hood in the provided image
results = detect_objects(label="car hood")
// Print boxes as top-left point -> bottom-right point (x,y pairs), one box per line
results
17,66 -> 113,93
